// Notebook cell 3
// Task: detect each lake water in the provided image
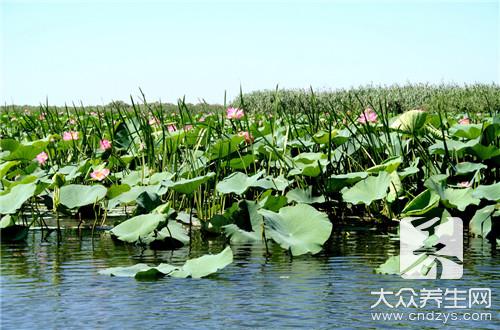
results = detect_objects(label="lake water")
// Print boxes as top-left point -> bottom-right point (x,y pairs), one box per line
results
1,229 -> 498,329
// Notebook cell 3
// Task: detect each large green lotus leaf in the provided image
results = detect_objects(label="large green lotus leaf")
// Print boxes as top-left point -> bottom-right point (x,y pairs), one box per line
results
442,188 -> 480,211
208,135 -> 245,160
110,214 -> 167,243
170,246 -> 233,278
229,154 -> 256,170
402,189 -> 440,216
286,187 -> 325,204
260,204 -> 332,256
466,144 -> 500,161
144,221 -> 190,246
147,171 -> 175,185
0,161 -> 19,179
107,185 -> 159,209
106,184 -> 131,199
429,139 -> 478,155
367,156 -> 402,173
1,139 -> 49,161
341,172 -> 391,205
387,171 -> 403,203
171,172 -> 215,195
469,205 -> 497,238
455,162 -> 487,175
59,184 -> 107,209
327,171 -> 368,191
258,192 -> 288,212
312,130 -> 337,144
0,181 -> 36,214
223,224 -> 261,243
390,109 -> 427,132
472,183 -> 500,202
375,255 -> 400,275
99,246 -> 233,280
0,215 -> 15,228
252,175 -> 290,191
449,124 -> 482,139
288,152 -> 329,177
216,171 -> 264,195
120,168 -> 150,186
223,200 -> 263,243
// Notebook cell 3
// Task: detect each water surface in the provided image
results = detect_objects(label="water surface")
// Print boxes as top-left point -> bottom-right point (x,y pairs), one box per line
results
1,230 -> 498,329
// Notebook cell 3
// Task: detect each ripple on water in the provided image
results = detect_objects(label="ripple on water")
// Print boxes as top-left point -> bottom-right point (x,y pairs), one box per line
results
0,230 -> 498,329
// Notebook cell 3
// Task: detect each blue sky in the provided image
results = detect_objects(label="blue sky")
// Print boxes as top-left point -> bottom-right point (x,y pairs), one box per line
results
1,0 -> 498,105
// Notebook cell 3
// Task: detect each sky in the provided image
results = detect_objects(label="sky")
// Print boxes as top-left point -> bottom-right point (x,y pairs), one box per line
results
0,0 -> 498,105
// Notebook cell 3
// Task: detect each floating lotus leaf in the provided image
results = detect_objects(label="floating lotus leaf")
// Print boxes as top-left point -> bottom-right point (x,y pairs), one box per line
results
375,256 -> 400,275
59,184 -> 107,209
260,204 -> 332,256
99,246 -> 233,280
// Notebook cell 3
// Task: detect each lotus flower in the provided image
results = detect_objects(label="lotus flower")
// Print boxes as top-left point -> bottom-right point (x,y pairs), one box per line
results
69,118 -> 76,125
184,125 -> 193,131
63,131 -> 79,141
167,124 -> 177,132
35,151 -> 48,165
99,139 -> 112,151
458,117 -> 470,125
38,114 -> 45,120
90,168 -> 110,181
226,107 -> 245,120
358,108 -> 378,124
238,131 -> 254,144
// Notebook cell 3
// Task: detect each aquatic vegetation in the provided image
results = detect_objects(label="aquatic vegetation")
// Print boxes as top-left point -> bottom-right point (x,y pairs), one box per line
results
0,85 -> 498,277
99,246 -> 233,280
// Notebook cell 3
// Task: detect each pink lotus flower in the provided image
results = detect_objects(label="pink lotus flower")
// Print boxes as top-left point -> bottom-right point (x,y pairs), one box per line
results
99,139 -> 112,151
63,131 -> 79,141
167,124 -> 177,133
358,107 -> 378,124
458,117 -> 470,125
38,114 -> 45,120
35,151 -> 48,165
238,131 -> 254,144
226,107 -> 245,120
184,125 -> 193,131
90,168 -> 110,181
198,116 -> 206,122
458,181 -> 472,188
